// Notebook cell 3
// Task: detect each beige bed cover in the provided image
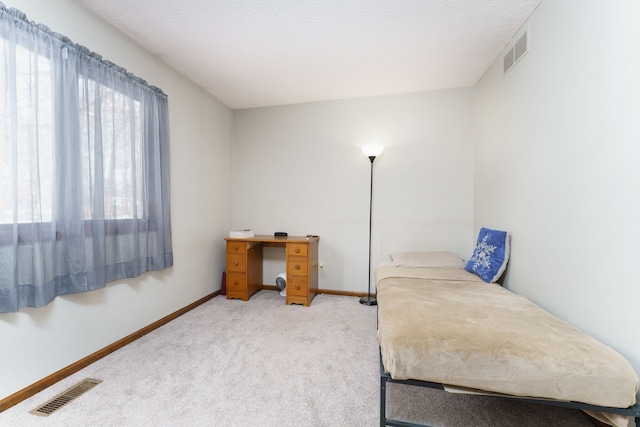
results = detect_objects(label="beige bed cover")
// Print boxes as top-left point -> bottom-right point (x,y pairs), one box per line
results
376,266 -> 639,417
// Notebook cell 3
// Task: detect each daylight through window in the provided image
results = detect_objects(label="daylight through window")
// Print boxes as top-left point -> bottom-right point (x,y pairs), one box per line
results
0,4 -> 173,313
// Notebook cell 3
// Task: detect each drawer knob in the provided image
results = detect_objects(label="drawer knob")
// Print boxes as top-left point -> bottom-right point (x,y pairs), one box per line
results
295,247 -> 300,253
295,264 -> 300,270
233,261 -> 239,267
295,284 -> 300,290
233,280 -> 239,286
233,244 -> 239,250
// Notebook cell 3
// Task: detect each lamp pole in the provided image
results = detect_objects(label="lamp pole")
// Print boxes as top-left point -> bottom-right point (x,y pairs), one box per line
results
359,144 -> 383,306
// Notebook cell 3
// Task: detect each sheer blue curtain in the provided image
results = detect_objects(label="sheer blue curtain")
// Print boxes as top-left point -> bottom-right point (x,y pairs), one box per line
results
0,3 -> 173,313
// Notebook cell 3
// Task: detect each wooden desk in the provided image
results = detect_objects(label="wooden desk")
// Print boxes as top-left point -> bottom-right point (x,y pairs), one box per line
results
224,235 -> 319,306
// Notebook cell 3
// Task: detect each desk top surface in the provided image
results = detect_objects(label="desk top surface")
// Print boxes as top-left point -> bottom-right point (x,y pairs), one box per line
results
225,235 -> 319,244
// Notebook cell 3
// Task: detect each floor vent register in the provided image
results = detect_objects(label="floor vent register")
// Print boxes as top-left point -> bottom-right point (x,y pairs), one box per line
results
30,378 -> 102,417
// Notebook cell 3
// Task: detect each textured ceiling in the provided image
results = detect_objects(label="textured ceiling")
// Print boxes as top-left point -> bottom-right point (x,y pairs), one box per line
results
78,0 -> 542,110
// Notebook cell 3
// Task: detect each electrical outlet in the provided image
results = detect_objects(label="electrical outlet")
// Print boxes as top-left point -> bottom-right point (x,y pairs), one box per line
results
319,261 -> 325,271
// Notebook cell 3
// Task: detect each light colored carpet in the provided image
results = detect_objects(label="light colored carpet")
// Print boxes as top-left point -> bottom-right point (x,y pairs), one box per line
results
0,291 -> 594,426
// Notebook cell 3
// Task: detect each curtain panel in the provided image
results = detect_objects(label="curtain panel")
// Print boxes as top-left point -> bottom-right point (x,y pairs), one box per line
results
0,3 -> 173,313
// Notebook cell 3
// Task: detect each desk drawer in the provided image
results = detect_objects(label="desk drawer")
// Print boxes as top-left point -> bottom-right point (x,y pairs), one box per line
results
227,254 -> 246,272
226,273 -> 246,292
287,277 -> 308,297
226,241 -> 247,254
287,257 -> 308,276
288,243 -> 308,256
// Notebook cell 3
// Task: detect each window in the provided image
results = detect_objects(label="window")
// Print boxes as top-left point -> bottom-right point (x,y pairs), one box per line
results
78,78 -> 144,221
0,43 -> 54,224
0,5 -> 173,313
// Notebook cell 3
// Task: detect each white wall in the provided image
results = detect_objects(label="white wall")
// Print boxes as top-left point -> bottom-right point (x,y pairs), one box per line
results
9,0 -> 636,408
474,0 -> 640,375
0,0 -> 233,399
233,89 -> 475,293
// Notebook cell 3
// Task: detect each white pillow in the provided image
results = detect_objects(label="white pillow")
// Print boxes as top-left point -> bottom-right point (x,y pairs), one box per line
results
389,251 -> 465,269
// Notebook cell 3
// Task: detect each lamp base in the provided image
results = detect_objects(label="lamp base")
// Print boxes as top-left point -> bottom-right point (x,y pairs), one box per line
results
359,296 -> 377,306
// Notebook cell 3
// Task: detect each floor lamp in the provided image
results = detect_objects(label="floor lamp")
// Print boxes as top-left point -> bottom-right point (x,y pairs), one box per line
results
360,144 -> 384,306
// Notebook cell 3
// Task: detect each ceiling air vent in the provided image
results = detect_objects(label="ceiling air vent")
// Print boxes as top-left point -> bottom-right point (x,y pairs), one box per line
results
503,29 -> 529,75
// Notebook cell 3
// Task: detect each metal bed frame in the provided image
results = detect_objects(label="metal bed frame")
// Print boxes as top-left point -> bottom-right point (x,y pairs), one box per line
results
379,353 -> 640,427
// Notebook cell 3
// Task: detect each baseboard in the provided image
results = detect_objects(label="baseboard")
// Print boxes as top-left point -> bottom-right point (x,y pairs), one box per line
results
0,291 -> 219,413
318,288 -> 375,298
261,284 -> 374,299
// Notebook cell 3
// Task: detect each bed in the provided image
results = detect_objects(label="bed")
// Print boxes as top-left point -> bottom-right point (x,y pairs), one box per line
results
376,245 -> 640,427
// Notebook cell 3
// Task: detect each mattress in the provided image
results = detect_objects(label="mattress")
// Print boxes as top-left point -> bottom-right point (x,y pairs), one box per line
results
376,266 -> 639,410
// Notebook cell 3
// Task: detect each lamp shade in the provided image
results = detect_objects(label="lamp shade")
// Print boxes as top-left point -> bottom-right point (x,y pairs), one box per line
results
361,144 -> 384,158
